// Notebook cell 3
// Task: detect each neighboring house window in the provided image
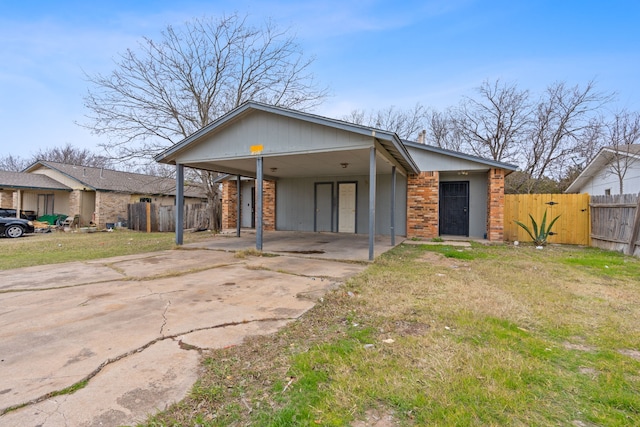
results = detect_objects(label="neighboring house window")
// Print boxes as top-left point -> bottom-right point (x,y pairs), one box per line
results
37,194 -> 54,216
140,197 -> 152,203
604,189 -> 611,196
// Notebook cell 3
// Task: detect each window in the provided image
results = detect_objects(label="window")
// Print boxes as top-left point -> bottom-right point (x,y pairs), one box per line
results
604,189 -> 611,196
37,194 -> 54,216
139,197 -> 152,203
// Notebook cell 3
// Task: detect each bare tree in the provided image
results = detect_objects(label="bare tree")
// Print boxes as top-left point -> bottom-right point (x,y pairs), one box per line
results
83,13 -> 328,229
517,81 -> 614,193
342,103 -> 428,140
31,143 -> 113,168
575,117 -> 606,166
600,110 -> 640,194
0,154 -> 30,172
0,144 -> 111,172
452,79 -> 530,162
425,108 -> 464,151
84,14 -> 327,159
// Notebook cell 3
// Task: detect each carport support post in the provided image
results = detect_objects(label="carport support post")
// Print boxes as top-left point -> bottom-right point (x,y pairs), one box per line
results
256,156 -> 263,251
236,175 -> 241,237
391,166 -> 396,246
16,190 -> 22,218
175,163 -> 184,245
369,146 -> 376,261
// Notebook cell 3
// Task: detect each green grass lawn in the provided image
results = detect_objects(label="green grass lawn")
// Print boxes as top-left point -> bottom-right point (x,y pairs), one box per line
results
0,228 -> 215,270
143,243 -> 640,426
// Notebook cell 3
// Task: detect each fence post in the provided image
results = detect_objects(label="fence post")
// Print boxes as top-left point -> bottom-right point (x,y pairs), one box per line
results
146,202 -> 151,233
625,193 -> 640,256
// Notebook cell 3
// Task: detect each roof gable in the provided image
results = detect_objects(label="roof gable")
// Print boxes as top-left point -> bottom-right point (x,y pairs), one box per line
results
403,141 -> 518,172
155,101 -> 420,175
565,145 -> 640,193
0,170 -> 72,191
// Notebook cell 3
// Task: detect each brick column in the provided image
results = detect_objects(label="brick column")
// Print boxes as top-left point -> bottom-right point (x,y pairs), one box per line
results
68,190 -> 82,220
487,168 -> 505,241
262,180 -> 276,231
0,190 -> 13,208
221,180 -> 237,230
406,171 -> 439,239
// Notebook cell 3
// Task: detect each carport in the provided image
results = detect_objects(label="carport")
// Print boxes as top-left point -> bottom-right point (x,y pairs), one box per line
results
154,102 -> 419,260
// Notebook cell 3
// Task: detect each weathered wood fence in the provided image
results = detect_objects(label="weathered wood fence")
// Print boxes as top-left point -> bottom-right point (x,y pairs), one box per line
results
127,203 -> 210,232
590,194 -> 640,256
504,194 -> 591,245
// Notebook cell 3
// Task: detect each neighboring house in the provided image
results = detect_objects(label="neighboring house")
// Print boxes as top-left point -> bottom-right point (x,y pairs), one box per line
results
0,161 -> 206,228
566,145 -> 640,195
155,102 -> 516,257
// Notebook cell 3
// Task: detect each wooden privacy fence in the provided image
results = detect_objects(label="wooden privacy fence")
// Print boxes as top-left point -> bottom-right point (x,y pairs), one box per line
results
504,194 -> 591,245
128,203 -> 210,232
590,194 -> 640,256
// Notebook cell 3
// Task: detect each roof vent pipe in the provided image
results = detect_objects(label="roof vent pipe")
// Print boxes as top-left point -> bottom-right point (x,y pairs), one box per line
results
83,168 -> 86,177
100,168 -> 104,178
417,129 -> 426,144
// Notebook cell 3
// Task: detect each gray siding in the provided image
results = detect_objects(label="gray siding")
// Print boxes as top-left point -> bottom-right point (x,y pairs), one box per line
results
407,146 -> 491,172
176,110 -> 373,164
440,172 -> 487,238
276,174 -> 407,236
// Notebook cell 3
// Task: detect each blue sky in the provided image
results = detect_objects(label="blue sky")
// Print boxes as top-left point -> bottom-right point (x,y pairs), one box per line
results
1,0 -> 639,160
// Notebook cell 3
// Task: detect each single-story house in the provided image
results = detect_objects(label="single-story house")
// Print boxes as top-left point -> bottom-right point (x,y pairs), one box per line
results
155,102 -> 516,259
0,161 -> 206,228
566,145 -> 640,195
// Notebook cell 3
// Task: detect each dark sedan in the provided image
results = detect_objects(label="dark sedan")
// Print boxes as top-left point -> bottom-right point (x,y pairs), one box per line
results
0,216 -> 35,238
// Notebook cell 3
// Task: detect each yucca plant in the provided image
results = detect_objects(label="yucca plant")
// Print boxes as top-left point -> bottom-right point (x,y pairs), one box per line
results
514,210 -> 560,246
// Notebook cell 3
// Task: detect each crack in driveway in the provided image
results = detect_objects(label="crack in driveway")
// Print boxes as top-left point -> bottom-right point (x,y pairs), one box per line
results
0,316 -> 298,415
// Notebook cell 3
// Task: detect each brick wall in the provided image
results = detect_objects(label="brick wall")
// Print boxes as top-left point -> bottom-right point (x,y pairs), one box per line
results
487,168 -> 505,241
94,191 -> 130,229
220,179 -> 276,231
0,190 -> 13,208
221,180 -> 238,229
263,180 -> 276,231
406,171 -> 439,238
68,190 -> 81,220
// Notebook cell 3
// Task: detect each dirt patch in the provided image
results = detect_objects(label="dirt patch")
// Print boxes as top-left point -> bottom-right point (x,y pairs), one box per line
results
392,320 -> 431,337
563,342 -> 597,352
618,349 -> 640,361
351,408 -> 399,427
579,367 -> 599,377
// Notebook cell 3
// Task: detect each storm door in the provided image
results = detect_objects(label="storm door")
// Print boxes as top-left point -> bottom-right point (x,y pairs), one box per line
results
338,182 -> 357,233
439,181 -> 469,236
314,182 -> 333,232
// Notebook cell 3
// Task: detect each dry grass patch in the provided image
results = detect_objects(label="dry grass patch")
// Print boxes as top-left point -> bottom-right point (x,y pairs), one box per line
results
143,244 -> 640,426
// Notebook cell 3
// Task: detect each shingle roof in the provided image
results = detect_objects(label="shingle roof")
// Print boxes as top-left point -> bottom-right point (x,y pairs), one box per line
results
22,161 -> 206,198
0,170 -> 72,191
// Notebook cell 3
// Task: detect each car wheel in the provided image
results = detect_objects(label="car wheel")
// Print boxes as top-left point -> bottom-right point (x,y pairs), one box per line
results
5,225 -> 24,238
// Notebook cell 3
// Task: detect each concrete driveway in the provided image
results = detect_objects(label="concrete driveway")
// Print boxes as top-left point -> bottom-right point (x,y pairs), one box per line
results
0,246 -> 367,426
